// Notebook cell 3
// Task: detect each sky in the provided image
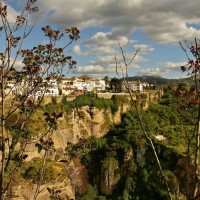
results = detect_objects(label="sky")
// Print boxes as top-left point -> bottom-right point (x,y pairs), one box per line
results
4,0 -> 200,79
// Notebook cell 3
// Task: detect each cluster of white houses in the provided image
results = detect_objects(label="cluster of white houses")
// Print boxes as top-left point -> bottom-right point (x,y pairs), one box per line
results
6,76 -> 151,97
60,77 -> 106,95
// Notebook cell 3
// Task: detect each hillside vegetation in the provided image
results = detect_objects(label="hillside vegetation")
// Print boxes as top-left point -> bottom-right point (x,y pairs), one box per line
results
69,89 -> 196,200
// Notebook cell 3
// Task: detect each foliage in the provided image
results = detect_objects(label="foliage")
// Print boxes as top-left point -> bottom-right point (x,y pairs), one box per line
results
139,93 -> 147,100
72,90 -> 196,199
102,156 -> 119,171
109,77 -> 123,93
44,94 -> 128,115
5,109 -> 47,137
22,158 -> 64,184
0,0 -> 80,198
76,184 -> 98,200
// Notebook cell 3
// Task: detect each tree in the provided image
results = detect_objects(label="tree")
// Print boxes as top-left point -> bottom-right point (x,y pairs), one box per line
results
109,77 -> 123,93
113,39 -> 200,200
0,0 -> 79,199
178,82 -> 190,91
179,39 -> 200,199
114,43 -> 173,200
103,76 -> 110,87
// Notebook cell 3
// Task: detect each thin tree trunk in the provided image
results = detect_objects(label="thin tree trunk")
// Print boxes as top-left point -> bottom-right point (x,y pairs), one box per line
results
33,149 -> 48,200
186,141 -> 190,199
193,118 -> 200,197
115,43 -> 173,200
192,61 -> 200,198
127,89 -> 173,200
0,63 -> 5,199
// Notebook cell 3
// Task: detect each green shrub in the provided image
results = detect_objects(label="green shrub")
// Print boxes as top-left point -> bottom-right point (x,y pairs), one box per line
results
23,158 -> 64,183
96,196 -> 106,200
139,93 -> 147,99
76,185 -> 98,200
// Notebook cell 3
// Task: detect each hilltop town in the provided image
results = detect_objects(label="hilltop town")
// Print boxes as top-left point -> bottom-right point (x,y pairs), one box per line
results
6,75 -> 155,99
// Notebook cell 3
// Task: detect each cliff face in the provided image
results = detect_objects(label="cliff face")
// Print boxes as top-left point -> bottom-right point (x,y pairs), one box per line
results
24,105 -> 129,161
8,105 -> 129,200
9,175 -> 75,200
4,92 -> 169,200
53,105 -> 123,143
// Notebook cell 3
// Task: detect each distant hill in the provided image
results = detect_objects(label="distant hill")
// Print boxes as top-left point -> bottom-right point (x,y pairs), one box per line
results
127,75 -> 193,85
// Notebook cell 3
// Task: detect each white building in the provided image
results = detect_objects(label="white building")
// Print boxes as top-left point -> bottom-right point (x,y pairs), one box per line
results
59,77 -> 106,94
128,80 -> 143,92
44,79 -> 59,96
6,76 -> 106,98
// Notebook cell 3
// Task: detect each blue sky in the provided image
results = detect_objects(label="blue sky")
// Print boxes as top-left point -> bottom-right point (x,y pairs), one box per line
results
5,0 -> 200,79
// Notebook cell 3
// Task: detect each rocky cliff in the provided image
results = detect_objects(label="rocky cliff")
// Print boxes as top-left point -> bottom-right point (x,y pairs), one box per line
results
24,104 -> 129,161
8,104 -> 130,200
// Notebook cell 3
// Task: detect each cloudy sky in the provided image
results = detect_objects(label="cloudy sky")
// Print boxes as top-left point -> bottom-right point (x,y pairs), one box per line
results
5,0 -> 200,79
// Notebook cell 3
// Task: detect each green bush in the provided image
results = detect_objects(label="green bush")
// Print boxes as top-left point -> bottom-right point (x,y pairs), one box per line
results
62,95 -> 123,112
96,196 -> 106,200
76,185 -> 98,200
23,158 -> 64,183
139,93 -> 147,100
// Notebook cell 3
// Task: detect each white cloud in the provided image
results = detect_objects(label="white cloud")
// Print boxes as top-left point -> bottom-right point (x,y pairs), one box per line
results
134,45 -> 154,54
76,31 -> 145,77
158,61 -> 186,71
84,32 -> 135,54
89,53 -> 145,66
137,61 -> 187,77
89,55 -> 115,65
137,67 -> 170,76
11,59 -> 23,70
0,3 -> 19,24
72,45 -> 88,56
37,0 -> 200,44
6,0 -> 198,78
115,52 -> 148,63
74,31 -> 149,77
73,65 -> 114,75
86,32 -> 132,46
73,60 -> 141,77
0,58 -> 23,70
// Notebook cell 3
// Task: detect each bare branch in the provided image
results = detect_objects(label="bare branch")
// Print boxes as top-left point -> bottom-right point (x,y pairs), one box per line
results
115,43 -> 173,200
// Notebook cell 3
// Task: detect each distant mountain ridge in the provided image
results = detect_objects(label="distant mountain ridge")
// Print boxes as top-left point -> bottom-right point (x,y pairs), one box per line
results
127,75 -> 193,85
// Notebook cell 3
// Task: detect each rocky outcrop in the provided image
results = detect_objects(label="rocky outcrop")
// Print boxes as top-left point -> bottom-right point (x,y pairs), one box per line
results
9,179 -> 74,200
4,103 -> 131,200
8,156 -> 89,200
52,105 -> 129,154
100,157 -> 120,195
23,105 -> 130,161
47,179 -> 75,200
7,105 -> 129,200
